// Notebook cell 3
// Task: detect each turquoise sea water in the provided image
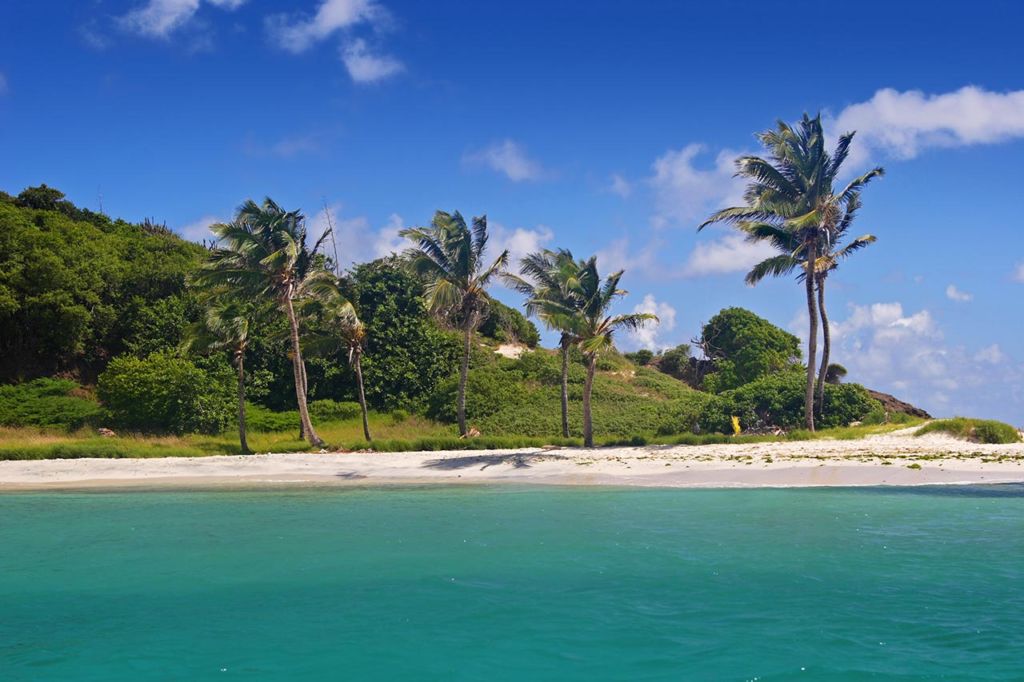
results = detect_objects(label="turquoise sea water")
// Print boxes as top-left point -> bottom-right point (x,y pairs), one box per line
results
1,486 -> 1022,681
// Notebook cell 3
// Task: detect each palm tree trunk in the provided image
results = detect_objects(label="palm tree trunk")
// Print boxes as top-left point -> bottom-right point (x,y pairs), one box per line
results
582,355 -> 596,447
354,350 -> 371,442
297,358 -> 308,441
815,277 -> 830,420
284,295 -> 324,448
457,311 -> 476,437
236,351 -> 250,455
803,240 -> 819,431
560,336 -> 570,438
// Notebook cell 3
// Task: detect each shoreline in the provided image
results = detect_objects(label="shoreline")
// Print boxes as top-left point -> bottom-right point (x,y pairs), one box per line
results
3,429 -> 1023,492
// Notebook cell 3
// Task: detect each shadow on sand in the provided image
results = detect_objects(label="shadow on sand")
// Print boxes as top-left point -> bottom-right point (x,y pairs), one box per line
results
421,451 -> 568,471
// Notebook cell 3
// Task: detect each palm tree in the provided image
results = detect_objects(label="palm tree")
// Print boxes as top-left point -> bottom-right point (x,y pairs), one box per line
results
400,211 -> 509,437
741,192 -> 877,417
700,114 -> 883,430
186,298 -> 261,454
302,292 -> 373,442
534,257 -> 656,447
502,249 -> 583,438
195,198 -> 335,448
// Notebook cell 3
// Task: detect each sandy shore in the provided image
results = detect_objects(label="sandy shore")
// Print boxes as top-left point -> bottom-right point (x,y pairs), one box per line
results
3,427 -> 1024,491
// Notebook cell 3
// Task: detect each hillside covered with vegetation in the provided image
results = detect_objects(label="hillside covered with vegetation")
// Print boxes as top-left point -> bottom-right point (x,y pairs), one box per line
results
0,182 -> 934,459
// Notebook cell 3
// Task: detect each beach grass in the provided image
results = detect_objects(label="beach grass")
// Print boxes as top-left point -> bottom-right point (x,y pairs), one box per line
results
0,416 -> 928,460
915,418 -> 1021,444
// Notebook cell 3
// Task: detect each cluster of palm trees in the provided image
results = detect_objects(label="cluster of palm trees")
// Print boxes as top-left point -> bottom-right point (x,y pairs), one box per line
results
189,111 -> 879,449
700,114 -> 883,431
190,202 -> 654,452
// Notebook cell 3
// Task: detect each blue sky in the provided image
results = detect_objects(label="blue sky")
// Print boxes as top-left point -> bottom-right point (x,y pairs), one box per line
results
2,0 -> 1023,422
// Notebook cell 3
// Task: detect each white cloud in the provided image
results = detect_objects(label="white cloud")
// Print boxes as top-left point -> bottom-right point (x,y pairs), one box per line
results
490,222 -> 555,266
823,301 -> 1022,419
118,0 -> 245,38
945,284 -> 973,302
609,173 -> 632,198
178,214 -> 224,242
341,38 -> 403,82
680,233 -> 777,278
463,140 -> 546,182
308,203 -> 405,267
626,294 -> 676,351
267,0 -> 381,52
830,86 -> 1024,167
1014,263 -> 1024,283
243,132 -> 324,158
594,237 -> 660,278
648,144 -> 745,228
974,344 -> 1006,365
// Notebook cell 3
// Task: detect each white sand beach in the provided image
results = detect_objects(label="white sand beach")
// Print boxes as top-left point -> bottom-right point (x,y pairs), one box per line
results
2,427 -> 1023,491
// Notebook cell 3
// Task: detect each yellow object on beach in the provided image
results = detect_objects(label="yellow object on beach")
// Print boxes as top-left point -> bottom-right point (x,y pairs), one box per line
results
731,416 -> 741,435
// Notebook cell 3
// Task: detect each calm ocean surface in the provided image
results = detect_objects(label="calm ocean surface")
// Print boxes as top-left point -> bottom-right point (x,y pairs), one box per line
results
1,485 -> 1022,681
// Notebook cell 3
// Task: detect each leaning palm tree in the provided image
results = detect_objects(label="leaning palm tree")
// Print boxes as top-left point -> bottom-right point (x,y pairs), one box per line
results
301,291 -> 373,442
400,211 -> 509,437
502,248 -> 583,438
535,257 -> 656,447
700,114 -> 883,430
194,198 -> 334,447
186,297 -> 262,455
742,192 -> 877,417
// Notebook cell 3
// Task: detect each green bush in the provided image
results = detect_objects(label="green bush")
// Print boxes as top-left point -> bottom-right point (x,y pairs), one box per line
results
915,418 -> 1021,444
97,352 -> 234,434
699,308 -> 802,392
308,399 -> 362,421
0,378 -> 103,430
478,299 -> 540,347
244,404 -> 299,432
624,349 -> 654,366
698,372 -> 880,434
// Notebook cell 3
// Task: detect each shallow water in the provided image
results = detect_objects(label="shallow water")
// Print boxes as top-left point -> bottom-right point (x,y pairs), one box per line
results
1,485 -> 1022,680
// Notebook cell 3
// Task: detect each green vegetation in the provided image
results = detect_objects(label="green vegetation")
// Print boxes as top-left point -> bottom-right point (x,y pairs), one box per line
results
698,308 -> 802,392
915,418 -> 1021,444
0,379 -> 102,430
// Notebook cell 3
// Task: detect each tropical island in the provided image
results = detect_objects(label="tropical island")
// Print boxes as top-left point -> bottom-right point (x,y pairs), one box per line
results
1,116 -> 1020,490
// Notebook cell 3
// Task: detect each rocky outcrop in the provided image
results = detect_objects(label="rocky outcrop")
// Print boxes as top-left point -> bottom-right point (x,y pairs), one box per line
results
866,389 -> 931,419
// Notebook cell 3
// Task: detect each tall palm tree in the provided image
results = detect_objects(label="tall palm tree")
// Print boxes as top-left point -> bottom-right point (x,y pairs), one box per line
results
700,114 -> 883,430
195,198 -> 334,447
534,257 -> 656,447
400,211 -> 509,436
741,192 -> 877,417
186,298 -> 261,455
301,291 -> 373,442
502,249 -> 583,438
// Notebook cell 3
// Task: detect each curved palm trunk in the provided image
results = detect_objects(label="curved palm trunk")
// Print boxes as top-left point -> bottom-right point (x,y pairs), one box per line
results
803,240 -> 819,431
582,355 -> 596,447
284,295 -> 324,448
297,358 -> 308,441
353,350 -> 371,442
559,336 -> 570,438
815,278 -> 830,419
236,350 -> 250,455
457,312 -> 476,437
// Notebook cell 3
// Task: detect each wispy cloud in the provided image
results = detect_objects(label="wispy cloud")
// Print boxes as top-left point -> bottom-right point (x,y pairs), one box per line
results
308,203 -> 405,266
647,144 -> 745,228
608,173 -> 632,198
1014,263 -> 1024,283
242,132 -> 328,158
0,72 -> 7,95
266,0 -> 402,83
341,38 -> 403,82
118,0 -> 246,39
177,214 -> 225,242
945,284 -> 973,302
490,222 -> 555,266
463,140 -> 546,182
830,86 -> 1024,167
680,233 -> 776,278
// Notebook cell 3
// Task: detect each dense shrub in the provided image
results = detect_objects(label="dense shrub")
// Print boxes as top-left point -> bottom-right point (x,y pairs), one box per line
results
244,404 -> 299,432
698,372 -> 880,433
308,400 -> 362,421
699,308 -> 802,392
624,349 -> 654,366
427,367 -> 530,423
478,299 -> 540,347
97,352 -> 234,434
915,418 -> 1021,444
0,378 -> 102,430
